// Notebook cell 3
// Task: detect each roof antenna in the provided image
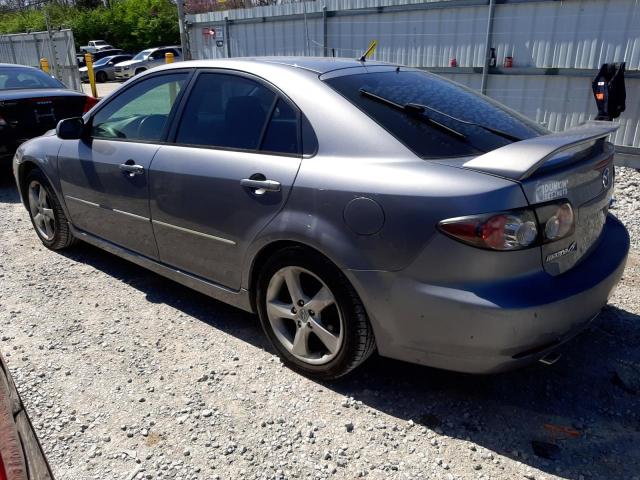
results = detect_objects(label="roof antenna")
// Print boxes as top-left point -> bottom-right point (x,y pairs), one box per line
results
358,40 -> 378,62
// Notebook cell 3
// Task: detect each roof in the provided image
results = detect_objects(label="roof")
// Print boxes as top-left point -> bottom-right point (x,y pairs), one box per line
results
250,56 -> 393,74
151,56 -> 400,80
0,63 -> 40,70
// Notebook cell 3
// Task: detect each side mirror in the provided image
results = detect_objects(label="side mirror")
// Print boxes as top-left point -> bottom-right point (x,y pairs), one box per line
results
56,117 -> 85,140
108,61 -> 114,65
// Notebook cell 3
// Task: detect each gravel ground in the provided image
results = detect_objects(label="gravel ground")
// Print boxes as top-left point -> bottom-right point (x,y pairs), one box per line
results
1,167 -> 639,480
612,167 -> 640,249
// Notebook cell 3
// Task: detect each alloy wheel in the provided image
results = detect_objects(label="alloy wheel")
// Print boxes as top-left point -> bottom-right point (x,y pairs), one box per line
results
265,266 -> 345,365
28,180 -> 55,241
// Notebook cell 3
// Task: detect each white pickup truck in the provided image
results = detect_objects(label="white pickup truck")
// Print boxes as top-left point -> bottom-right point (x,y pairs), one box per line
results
79,40 -> 113,54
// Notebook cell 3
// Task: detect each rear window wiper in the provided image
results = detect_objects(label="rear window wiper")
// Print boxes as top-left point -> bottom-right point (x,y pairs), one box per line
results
359,88 -> 522,143
359,88 -> 467,141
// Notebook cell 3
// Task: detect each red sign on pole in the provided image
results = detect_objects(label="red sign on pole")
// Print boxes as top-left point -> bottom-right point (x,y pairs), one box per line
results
202,27 -> 216,38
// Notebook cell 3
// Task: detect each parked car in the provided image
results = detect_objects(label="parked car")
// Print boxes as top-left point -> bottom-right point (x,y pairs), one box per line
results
79,39 -> 112,54
114,46 -> 181,80
0,63 -> 98,165
79,54 -> 133,83
13,58 -> 629,380
0,352 -> 54,479
77,48 -> 126,68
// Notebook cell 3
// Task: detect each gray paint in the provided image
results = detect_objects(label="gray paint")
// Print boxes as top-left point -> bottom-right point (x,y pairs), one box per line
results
14,57 -> 630,374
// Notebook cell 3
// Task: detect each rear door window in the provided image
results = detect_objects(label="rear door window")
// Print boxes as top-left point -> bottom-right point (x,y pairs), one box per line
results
324,70 -> 547,158
175,72 -> 300,154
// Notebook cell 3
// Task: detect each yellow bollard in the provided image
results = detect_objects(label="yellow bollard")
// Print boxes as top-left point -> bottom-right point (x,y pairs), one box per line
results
84,53 -> 98,99
166,52 -> 176,103
40,57 -> 50,73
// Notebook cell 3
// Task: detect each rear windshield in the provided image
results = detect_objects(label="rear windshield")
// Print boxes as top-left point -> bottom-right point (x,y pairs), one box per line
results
324,70 -> 547,158
0,67 -> 64,90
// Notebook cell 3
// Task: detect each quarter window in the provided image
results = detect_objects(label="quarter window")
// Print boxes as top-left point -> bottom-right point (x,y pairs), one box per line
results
261,99 -> 299,154
175,72 -> 299,155
91,73 -> 187,142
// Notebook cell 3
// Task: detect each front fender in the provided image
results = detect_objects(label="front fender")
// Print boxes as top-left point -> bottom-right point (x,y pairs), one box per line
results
13,135 -> 67,217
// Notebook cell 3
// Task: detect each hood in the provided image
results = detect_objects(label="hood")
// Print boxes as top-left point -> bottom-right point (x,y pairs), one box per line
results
79,66 -> 88,73
115,59 -> 142,68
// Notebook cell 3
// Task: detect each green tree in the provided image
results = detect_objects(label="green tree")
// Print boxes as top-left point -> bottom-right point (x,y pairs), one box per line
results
0,0 -> 179,54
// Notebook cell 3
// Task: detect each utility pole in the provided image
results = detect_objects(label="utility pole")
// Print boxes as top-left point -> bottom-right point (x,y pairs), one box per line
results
43,7 -> 61,81
176,0 -> 192,60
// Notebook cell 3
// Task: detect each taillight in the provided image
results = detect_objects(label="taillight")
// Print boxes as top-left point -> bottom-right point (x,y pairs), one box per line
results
543,202 -> 574,241
439,210 -> 538,250
83,95 -> 99,113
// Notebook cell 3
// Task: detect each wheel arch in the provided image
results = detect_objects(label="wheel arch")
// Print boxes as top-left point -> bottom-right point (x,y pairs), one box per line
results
247,240 -> 344,313
17,160 -> 42,209
16,156 -> 70,221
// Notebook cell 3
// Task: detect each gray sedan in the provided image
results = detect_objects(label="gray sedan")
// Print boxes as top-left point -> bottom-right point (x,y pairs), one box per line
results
13,58 -> 629,379
79,54 -> 133,83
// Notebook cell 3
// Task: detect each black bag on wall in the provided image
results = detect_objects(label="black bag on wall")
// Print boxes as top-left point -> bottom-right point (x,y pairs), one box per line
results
592,62 -> 626,121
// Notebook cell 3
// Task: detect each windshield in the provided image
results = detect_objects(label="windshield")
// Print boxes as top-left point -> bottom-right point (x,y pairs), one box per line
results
94,56 -> 114,66
133,49 -> 153,61
0,67 -> 65,90
324,70 -> 547,158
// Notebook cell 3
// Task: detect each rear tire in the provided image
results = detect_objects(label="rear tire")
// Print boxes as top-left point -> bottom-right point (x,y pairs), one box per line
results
24,169 -> 75,251
256,247 -> 376,380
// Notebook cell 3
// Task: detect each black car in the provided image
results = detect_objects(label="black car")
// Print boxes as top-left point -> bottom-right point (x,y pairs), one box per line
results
0,64 -> 98,164
76,48 -> 126,68
0,353 -> 54,479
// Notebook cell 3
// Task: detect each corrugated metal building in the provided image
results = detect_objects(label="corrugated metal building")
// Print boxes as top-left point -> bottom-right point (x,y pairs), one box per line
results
186,0 -> 640,152
0,29 -> 81,92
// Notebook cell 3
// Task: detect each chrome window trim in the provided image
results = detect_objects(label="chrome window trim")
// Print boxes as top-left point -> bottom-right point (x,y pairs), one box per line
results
151,219 -> 237,246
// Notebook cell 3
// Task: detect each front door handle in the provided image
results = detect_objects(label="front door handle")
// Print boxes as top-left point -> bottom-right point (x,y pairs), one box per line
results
240,178 -> 281,193
120,160 -> 144,177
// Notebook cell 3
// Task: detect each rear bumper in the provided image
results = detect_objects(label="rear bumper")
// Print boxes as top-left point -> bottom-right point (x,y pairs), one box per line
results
347,214 -> 630,373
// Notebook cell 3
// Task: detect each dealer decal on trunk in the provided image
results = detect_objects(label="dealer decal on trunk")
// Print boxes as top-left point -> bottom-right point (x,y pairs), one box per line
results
535,179 -> 569,203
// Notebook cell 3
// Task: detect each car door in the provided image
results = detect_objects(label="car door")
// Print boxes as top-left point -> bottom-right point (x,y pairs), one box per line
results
58,71 -> 190,258
149,70 -> 303,290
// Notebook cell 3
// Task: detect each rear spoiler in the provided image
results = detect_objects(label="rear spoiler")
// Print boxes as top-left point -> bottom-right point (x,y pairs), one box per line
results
463,121 -> 619,180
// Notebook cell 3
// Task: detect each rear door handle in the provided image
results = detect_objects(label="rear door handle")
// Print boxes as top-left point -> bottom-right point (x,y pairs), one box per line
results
119,160 -> 144,176
240,178 -> 281,192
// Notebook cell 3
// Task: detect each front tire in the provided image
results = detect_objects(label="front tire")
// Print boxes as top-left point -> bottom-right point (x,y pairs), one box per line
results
25,169 -> 75,250
256,247 -> 376,380
96,71 -> 107,83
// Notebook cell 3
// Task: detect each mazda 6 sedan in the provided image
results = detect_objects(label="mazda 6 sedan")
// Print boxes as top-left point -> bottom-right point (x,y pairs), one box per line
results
13,58 -> 629,379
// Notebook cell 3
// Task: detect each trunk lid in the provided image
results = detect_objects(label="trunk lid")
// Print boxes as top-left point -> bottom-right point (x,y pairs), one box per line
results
0,89 -> 87,144
461,121 -> 618,275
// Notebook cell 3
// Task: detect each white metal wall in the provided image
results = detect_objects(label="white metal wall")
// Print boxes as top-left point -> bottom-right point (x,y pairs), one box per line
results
0,29 -> 81,92
187,0 -> 640,149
